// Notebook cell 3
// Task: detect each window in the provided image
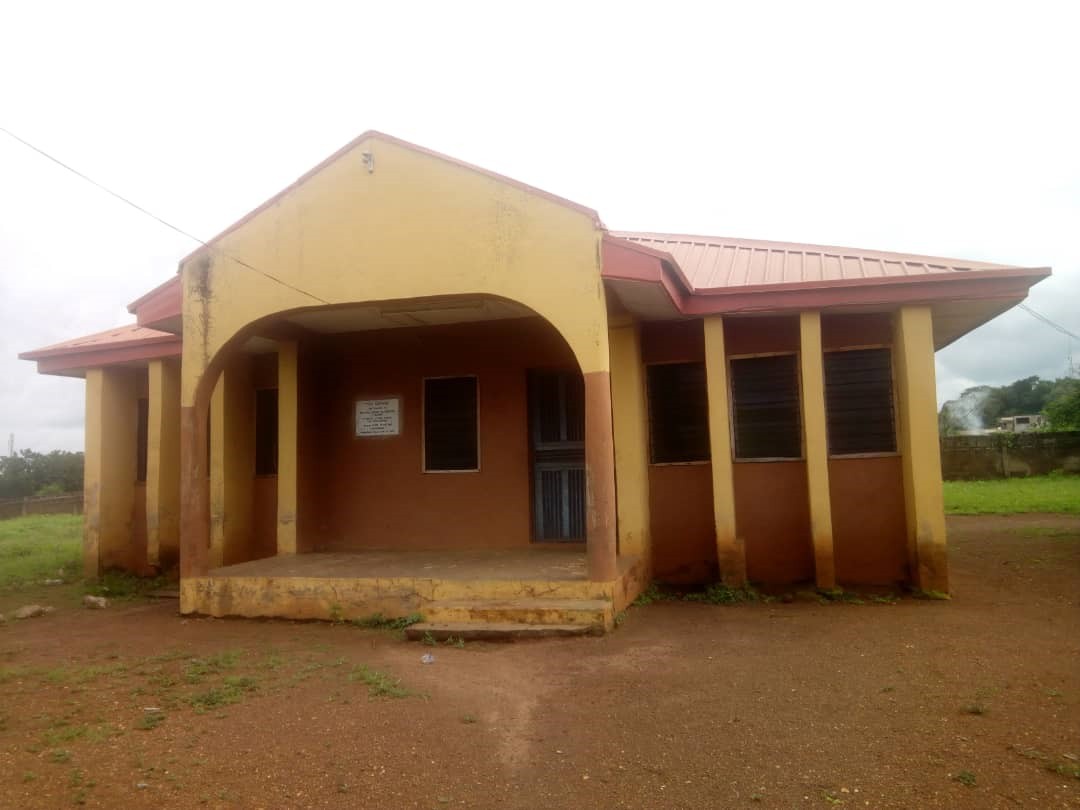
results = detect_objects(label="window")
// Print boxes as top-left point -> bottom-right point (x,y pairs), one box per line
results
730,354 -> 801,459
646,362 -> 710,463
255,388 -> 278,475
424,377 -> 478,471
824,348 -> 896,455
136,398 -> 149,483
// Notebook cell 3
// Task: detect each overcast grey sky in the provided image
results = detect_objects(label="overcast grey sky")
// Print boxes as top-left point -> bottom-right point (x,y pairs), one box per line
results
2,1 -> 1077,452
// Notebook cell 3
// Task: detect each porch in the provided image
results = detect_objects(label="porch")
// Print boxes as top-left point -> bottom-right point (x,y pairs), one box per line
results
180,548 -> 648,636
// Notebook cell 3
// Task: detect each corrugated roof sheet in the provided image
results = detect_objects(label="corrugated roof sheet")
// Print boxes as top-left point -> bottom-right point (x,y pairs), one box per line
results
612,231 -> 1018,292
20,324 -> 178,359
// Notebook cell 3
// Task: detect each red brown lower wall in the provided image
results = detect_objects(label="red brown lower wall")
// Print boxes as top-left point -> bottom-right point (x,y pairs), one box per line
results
248,476 -> 278,563
298,317 -> 578,552
829,456 -> 907,585
648,464 -> 716,583
735,461 -> 814,584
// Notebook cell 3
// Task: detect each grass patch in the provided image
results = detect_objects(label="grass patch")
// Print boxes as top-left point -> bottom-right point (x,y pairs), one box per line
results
684,583 -> 762,604
632,584 -> 666,606
136,712 -> 165,731
183,650 -> 241,684
0,515 -> 82,590
350,612 -> 423,631
348,664 -> 414,699
954,770 -> 977,787
187,675 -> 258,711
943,474 -> 1080,515
84,570 -> 172,600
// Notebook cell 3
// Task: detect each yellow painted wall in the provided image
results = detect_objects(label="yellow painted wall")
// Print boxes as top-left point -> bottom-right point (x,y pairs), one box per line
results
608,322 -> 650,558
702,316 -> 744,586
893,306 -> 949,592
798,311 -> 836,589
180,135 -> 609,411
209,357 -> 255,567
146,359 -> 180,568
83,367 -> 138,577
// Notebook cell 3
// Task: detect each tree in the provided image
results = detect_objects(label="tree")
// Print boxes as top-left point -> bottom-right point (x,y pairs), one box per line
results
939,375 -> 1072,430
1044,379 -> 1080,430
0,449 -> 84,499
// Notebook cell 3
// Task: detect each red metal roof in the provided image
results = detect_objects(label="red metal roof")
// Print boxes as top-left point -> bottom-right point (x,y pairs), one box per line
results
20,324 -> 182,376
612,231 -> 1032,291
20,324 -> 177,359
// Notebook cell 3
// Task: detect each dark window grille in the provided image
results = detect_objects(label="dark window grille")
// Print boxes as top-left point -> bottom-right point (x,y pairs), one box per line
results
730,354 -> 802,459
136,398 -> 149,483
255,388 -> 279,475
424,377 -> 478,471
646,362 -> 710,463
824,348 -> 896,455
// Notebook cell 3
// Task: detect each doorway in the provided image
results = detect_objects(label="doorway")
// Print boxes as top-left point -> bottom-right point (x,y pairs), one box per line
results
528,369 -> 586,541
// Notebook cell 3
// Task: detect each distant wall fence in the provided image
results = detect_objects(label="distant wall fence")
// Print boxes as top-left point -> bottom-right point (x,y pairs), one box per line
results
0,493 -> 84,521
941,431 -> 1080,480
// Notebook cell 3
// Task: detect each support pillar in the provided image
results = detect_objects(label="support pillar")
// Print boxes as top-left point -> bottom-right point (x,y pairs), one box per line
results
179,403 -> 210,581
584,370 -> 618,582
608,322 -> 651,559
83,367 -> 138,577
893,306 -> 949,592
209,358 -> 255,567
703,316 -> 744,586
146,358 -> 180,569
277,341 -> 299,556
799,311 -> 836,590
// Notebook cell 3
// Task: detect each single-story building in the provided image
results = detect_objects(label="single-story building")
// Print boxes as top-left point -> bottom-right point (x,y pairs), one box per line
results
21,132 -> 1050,635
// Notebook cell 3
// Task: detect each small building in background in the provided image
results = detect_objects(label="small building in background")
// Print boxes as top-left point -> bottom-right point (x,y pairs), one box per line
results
998,414 -> 1047,433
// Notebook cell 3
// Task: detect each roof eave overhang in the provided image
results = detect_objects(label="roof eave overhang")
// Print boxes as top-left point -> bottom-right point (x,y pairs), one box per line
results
19,335 -> 182,377
679,267 -> 1051,315
127,275 -> 183,332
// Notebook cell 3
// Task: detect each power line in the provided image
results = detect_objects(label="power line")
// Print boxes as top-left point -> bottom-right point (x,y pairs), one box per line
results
1018,303 -> 1080,342
0,125 -> 329,306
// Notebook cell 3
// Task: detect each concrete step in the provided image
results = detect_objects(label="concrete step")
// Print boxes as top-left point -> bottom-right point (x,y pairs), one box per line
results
424,597 -> 612,627
405,621 -> 599,642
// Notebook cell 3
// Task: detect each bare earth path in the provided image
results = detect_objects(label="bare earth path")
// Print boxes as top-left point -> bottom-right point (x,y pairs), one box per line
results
1,515 -> 1078,809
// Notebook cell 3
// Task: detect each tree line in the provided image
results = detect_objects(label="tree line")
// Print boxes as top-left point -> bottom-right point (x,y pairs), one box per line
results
939,375 -> 1080,434
0,449 -> 84,500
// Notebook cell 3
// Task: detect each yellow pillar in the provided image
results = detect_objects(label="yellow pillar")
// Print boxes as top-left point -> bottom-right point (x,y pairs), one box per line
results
209,358 -> 255,568
608,322 -> 651,559
146,359 -> 181,569
799,311 -> 836,590
277,341 -> 299,555
83,367 -> 137,577
893,306 -> 949,592
703,316 -> 744,586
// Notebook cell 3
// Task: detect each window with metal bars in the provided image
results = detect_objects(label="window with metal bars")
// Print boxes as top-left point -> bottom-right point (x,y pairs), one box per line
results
645,362 -> 711,463
824,348 -> 896,455
423,376 -> 479,472
730,353 -> 802,460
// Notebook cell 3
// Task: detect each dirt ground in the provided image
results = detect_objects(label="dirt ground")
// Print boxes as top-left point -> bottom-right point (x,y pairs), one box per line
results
0,515 -> 1077,810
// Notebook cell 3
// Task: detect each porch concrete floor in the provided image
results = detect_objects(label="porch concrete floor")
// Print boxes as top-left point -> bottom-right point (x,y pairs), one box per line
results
209,547 -> 637,582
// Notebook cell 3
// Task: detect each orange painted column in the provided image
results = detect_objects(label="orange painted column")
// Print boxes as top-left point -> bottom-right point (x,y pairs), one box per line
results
584,370 -> 618,582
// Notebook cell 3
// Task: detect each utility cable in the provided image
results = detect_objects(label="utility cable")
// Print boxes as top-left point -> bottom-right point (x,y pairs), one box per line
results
0,125 -> 330,305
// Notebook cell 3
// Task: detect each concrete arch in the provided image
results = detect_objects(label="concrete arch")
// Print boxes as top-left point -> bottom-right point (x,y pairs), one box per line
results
188,292 -> 587,419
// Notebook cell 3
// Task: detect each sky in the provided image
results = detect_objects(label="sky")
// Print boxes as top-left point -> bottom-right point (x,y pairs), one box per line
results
1,0 -> 1077,453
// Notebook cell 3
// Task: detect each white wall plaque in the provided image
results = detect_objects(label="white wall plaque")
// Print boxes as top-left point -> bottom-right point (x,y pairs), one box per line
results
355,397 -> 400,437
